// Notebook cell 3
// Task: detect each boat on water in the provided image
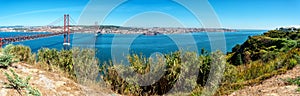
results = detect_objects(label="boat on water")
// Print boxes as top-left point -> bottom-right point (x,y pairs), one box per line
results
142,32 -> 162,36
95,31 -> 102,36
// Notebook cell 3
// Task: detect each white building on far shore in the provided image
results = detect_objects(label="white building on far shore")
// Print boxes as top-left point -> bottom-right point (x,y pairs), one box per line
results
276,25 -> 300,32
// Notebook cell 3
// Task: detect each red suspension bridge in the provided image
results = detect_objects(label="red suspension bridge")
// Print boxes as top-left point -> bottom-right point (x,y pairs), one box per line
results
0,14 -> 76,48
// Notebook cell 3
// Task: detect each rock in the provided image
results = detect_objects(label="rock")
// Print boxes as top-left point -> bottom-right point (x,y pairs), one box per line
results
0,89 -> 8,96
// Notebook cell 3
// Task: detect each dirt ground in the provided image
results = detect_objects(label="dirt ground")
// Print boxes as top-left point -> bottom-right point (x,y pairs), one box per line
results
229,65 -> 300,96
0,63 -> 117,96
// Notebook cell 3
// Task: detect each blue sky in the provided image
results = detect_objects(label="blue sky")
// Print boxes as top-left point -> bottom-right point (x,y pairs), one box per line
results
0,0 -> 300,29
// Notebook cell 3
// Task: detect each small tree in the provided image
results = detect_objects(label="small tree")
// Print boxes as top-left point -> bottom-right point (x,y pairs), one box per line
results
234,53 -> 243,65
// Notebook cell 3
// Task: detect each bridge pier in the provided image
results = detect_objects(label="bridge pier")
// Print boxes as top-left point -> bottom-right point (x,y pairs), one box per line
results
63,14 -> 71,47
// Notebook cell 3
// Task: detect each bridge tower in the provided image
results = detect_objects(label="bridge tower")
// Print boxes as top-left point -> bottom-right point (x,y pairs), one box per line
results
63,14 -> 71,46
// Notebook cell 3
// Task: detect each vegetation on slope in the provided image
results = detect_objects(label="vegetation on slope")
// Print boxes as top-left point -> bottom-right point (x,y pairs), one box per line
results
0,55 -> 14,68
100,51 -> 223,95
1,45 -> 41,96
98,29 -> 300,95
4,69 -> 41,96
229,31 -> 299,65
0,29 -> 300,95
222,29 -> 300,94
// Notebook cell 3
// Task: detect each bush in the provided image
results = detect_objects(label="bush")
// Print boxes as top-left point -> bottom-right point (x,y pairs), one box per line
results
58,49 -> 74,77
4,69 -> 41,96
37,47 -> 100,82
261,51 -> 278,63
289,58 -> 298,69
101,52 -> 182,95
6,45 -> 31,62
222,63 -> 238,84
284,76 -> 300,92
72,48 -> 99,85
37,48 -> 59,70
100,50 -> 227,95
2,44 -> 14,55
0,54 -> 14,68
197,53 -> 211,86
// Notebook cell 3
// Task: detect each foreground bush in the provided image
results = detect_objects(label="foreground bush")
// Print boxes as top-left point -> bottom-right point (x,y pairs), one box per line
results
3,44 -> 32,62
284,76 -> 300,92
100,50 -> 226,95
72,48 -> 99,85
4,69 -> 41,96
37,47 -> 100,84
0,54 -> 14,68
37,48 -> 59,70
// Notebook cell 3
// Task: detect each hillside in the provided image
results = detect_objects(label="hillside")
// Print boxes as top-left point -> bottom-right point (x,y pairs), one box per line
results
0,62 -> 114,96
230,65 -> 300,96
0,46 -> 117,96
228,30 -> 300,65
225,29 -> 300,95
0,29 -> 300,96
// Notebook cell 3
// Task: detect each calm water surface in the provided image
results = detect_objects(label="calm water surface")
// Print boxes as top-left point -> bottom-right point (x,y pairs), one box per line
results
0,30 -> 266,61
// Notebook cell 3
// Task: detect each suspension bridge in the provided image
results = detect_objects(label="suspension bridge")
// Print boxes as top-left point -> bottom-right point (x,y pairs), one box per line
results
0,14 -> 92,48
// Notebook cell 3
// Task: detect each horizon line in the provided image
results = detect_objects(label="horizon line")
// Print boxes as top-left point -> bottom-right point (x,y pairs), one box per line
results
0,25 -> 272,30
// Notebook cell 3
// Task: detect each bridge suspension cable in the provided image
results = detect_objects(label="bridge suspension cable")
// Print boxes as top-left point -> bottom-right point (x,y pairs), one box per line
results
69,16 -> 77,25
47,16 -> 64,26
0,14 -> 74,48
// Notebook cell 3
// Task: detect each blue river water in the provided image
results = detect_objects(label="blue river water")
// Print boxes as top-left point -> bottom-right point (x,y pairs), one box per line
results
0,30 -> 266,61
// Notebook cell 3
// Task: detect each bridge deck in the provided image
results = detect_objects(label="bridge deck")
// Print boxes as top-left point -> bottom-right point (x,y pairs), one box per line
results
0,32 -> 69,47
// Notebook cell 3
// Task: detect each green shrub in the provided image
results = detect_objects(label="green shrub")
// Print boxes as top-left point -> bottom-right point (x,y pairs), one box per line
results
58,49 -> 74,76
2,44 -> 14,55
72,48 -> 99,85
0,54 -> 14,68
4,69 -> 30,92
101,52 -> 182,95
1,44 -> 35,65
222,63 -> 239,83
4,69 -> 41,96
37,48 -> 59,70
289,58 -> 298,69
27,53 -> 37,65
100,50 -> 226,95
197,53 -> 211,86
284,76 -> 300,92
7,45 -> 31,62
27,86 -> 42,96
36,47 -> 100,83
285,77 -> 300,86
261,51 -> 278,63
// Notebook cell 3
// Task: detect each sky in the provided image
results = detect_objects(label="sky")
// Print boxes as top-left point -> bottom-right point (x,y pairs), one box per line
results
0,0 -> 300,29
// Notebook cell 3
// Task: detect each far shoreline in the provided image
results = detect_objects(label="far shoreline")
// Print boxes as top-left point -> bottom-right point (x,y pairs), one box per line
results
0,25 -> 240,34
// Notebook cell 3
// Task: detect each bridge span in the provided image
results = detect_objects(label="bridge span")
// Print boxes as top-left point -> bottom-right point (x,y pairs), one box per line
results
0,14 -> 73,48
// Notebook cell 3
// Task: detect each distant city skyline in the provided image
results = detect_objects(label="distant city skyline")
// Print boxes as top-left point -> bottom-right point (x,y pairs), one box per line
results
0,0 -> 300,29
